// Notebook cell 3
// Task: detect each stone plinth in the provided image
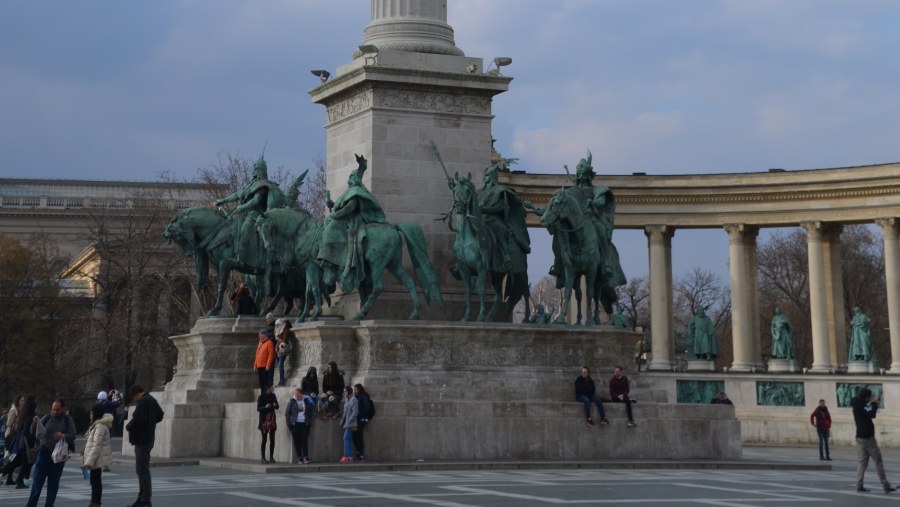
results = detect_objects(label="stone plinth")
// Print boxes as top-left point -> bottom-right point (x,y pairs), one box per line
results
688,360 -> 716,372
139,317 -> 742,461
847,361 -> 877,374
768,359 -> 799,373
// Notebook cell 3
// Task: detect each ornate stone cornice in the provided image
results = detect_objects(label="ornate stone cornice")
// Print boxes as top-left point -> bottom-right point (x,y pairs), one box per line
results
325,88 -> 374,124
509,163 -> 900,229
375,88 -> 490,115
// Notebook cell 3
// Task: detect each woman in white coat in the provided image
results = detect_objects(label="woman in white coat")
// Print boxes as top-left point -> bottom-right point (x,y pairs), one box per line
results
82,405 -> 113,507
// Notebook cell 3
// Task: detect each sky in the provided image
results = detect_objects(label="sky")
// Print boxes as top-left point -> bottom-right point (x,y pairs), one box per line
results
2,0 -> 899,285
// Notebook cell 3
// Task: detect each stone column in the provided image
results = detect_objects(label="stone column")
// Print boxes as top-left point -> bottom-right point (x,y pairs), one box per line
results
802,221 -> 832,373
310,0 -> 508,320
876,218 -> 900,373
361,0 -> 464,57
746,229 -> 763,369
725,224 -> 758,372
822,224 -> 845,370
645,225 -> 675,371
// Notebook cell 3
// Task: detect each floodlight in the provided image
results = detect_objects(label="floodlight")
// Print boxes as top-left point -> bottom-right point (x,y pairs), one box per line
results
310,70 -> 331,83
486,57 -> 512,76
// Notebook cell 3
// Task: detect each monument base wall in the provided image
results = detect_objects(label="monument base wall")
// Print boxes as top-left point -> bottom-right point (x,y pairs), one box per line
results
128,318 -> 742,461
643,372 -> 900,448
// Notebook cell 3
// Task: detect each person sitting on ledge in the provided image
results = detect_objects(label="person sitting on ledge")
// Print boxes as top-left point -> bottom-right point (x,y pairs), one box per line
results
574,367 -> 607,427
710,392 -> 733,405
609,366 -> 637,428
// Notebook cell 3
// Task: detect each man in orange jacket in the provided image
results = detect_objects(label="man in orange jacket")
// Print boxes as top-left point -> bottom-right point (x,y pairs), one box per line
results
254,329 -> 275,394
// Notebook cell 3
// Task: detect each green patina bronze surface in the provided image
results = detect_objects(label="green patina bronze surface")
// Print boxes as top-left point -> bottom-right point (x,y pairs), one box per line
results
756,381 -> 805,406
524,150 -> 626,326
770,307 -> 794,359
437,146 -> 530,322
676,380 -> 725,404
610,303 -> 631,329
684,306 -> 719,360
837,383 -> 883,408
849,306 -> 875,362
313,155 -> 443,320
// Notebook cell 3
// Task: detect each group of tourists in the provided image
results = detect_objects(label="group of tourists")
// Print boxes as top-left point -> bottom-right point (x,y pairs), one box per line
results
256,361 -> 375,465
0,386 -> 163,507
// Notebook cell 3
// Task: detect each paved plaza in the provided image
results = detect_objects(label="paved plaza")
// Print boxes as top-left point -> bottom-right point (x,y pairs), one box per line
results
3,445 -> 900,506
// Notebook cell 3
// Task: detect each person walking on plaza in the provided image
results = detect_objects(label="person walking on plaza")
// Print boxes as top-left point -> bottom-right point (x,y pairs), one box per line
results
1,395 -> 24,486
125,385 -> 164,507
285,388 -> 311,464
82,404 -> 113,507
609,366 -> 637,428
810,399 -> 832,461
339,386 -> 358,464
574,367 -> 607,427
26,399 -> 76,507
257,383 -> 279,464
852,388 -> 897,493
254,328 -> 276,394
10,395 -> 38,489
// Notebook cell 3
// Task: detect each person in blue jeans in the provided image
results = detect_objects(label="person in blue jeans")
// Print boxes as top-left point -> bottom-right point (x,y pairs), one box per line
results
574,366 -> 607,427
27,399 -> 76,507
339,386 -> 358,463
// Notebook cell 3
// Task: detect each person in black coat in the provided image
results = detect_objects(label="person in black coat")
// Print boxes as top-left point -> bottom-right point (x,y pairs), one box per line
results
257,383 -> 279,464
852,388 -> 897,493
574,367 -> 607,426
125,385 -> 164,507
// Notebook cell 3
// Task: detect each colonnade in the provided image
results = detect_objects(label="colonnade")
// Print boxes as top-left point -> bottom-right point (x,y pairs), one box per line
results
645,218 -> 900,374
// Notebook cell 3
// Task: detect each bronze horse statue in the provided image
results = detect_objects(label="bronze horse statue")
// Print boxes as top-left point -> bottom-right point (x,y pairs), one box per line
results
164,206 -> 297,316
447,173 -> 529,321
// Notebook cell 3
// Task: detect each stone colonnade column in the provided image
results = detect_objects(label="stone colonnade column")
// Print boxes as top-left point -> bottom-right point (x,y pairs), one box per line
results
802,221 -> 832,372
725,224 -> 759,372
646,225 -> 675,371
876,218 -> 900,373
822,224 -> 846,370
747,232 -> 763,369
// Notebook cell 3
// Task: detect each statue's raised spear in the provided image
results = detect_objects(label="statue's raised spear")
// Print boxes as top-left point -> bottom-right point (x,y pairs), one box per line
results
430,142 -> 453,185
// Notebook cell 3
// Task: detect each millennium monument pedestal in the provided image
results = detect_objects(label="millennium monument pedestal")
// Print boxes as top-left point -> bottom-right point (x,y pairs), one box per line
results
133,318 -> 741,461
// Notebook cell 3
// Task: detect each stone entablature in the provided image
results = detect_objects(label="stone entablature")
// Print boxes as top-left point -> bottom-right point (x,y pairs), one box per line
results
506,162 -> 900,228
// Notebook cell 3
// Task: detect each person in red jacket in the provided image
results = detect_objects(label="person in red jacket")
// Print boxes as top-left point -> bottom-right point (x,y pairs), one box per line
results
609,366 -> 637,428
810,399 -> 832,461
254,329 -> 275,394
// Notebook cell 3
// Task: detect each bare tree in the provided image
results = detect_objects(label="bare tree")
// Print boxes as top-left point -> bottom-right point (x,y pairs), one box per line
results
615,276 -> 650,331
673,267 -> 732,370
757,225 -> 887,367
0,234 -> 81,403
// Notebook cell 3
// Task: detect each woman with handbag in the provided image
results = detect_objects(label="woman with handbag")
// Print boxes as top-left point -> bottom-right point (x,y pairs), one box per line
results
257,383 -> 279,464
3,395 -> 36,489
82,404 -> 113,507
1,395 -> 24,485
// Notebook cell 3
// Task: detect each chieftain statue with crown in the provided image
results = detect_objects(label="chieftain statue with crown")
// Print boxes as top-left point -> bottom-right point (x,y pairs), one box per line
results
214,150 -> 291,263
317,154 -> 387,291
565,150 -> 626,315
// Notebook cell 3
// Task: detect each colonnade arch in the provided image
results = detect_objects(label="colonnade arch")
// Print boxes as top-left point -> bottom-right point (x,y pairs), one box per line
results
503,162 -> 900,374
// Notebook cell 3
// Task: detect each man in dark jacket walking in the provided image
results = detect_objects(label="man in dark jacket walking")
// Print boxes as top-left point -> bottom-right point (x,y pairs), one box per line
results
810,399 -> 832,461
852,388 -> 897,493
125,385 -> 164,507
574,367 -> 607,426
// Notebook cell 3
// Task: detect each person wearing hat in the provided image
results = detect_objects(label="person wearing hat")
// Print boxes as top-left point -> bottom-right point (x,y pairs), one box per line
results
125,385 -> 164,507
274,318 -> 293,387
255,328 -> 276,394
